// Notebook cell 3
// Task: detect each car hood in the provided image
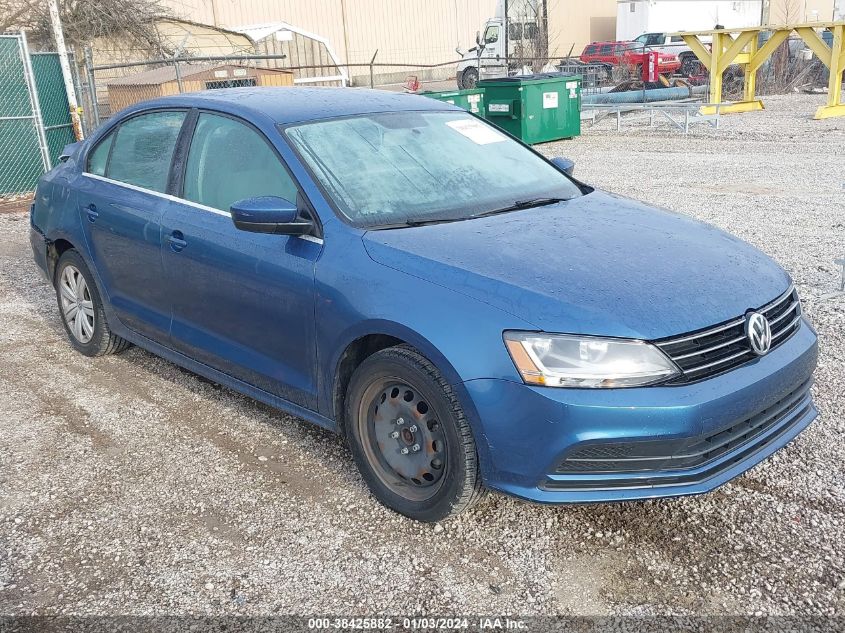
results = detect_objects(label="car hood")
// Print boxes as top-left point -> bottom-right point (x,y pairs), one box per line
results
362,191 -> 791,340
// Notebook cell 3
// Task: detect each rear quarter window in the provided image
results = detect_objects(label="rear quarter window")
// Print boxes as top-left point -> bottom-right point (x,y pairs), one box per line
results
86,131 -> 114,176
106,111 -> 186,193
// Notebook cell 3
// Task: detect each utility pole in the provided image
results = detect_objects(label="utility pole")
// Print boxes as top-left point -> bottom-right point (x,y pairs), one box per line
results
47,0 -> 83,140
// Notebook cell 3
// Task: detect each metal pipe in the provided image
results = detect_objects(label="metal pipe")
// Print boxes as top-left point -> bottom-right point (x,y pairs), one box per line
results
48,0 -> 83,140
84,47 -> 100,128
173,60 -> 184,93
19,32 -> 51,171
369,49 -> 378,88
583,85 -> 708,104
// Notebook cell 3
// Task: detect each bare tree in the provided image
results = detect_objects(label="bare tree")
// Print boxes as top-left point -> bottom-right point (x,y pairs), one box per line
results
506,0 -> 550,73
1,0 -> 172,53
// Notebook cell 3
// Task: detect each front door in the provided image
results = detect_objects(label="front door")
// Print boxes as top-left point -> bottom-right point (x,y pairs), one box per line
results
76,110 -> 187,340
160,112 -> 321,409
480,23 -> 506,78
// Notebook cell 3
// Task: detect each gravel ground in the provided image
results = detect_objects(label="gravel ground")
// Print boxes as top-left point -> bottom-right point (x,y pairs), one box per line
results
0,93 -> 843,618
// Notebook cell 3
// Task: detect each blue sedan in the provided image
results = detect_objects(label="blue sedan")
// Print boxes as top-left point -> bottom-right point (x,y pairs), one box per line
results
29,87 -> 818,521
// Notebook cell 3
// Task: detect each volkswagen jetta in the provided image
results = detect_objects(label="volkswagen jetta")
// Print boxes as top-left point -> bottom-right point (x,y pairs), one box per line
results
30,88 -> 818,521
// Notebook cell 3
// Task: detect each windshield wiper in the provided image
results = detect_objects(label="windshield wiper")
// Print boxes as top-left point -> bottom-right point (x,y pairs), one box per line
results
368,197 -> 569,230
467,196 -> 568,220
369,216 -> 466,230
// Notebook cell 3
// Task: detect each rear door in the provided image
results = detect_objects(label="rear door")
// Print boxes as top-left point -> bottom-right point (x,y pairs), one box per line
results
159,111 -> 321,409
77,109 -> 187,340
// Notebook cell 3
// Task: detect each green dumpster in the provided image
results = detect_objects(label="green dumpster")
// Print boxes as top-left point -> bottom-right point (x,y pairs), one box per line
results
421,88 -> 485,117
478,74 -> 581,143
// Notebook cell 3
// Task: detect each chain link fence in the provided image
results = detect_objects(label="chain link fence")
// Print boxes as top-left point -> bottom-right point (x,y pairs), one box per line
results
0,33 -> 49,199
84,51 -> 497,127
0,32 -> 77,199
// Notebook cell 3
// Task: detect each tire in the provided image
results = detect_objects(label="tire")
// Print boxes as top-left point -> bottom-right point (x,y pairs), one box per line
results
459,67 -> 479,90
54,249 -> 131,357
345,345 -> 484,522
680,55 -> 702,77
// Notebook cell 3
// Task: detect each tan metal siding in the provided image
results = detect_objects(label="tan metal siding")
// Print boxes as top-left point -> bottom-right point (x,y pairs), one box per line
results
165,0 -> 498,65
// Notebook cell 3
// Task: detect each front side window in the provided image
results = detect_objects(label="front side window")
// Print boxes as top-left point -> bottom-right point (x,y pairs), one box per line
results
484,25 -> 499,44
285,111 -> 581,229
107,111 -> 186,192
86,131 -> 114,176
184,113 -> 298,212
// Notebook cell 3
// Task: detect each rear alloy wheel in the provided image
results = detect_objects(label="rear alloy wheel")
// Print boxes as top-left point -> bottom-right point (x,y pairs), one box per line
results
55,250 -> 131,357
346,345 -> 484,521
58,264 -> 95,344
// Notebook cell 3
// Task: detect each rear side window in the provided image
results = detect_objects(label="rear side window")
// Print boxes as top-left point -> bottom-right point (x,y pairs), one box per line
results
584,44 -> 596,55
107,111 -> 186,193
600,44 -> 612,55
183,112 -> 298,212
87,131 -> 114,176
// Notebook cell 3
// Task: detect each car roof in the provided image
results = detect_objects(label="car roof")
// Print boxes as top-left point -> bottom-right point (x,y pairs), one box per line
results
128,86 -> 458,125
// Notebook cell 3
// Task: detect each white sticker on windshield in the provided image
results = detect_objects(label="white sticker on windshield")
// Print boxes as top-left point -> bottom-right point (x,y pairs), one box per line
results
445,119 -> 506,145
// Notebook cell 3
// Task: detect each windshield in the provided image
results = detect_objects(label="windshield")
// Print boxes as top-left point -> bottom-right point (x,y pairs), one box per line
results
283,111 -> 582,228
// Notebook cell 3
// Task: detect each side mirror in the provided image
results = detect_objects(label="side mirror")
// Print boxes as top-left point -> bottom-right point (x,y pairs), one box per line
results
476,31 -> 482,46
551,156 -> 575,176
230,196 -> 313,236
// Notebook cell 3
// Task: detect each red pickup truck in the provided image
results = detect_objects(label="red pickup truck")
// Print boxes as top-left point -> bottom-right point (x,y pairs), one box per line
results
580,41 -> 681,75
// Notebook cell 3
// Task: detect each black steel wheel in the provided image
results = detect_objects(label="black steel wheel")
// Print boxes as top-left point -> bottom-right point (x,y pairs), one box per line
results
346,345 -> 484,521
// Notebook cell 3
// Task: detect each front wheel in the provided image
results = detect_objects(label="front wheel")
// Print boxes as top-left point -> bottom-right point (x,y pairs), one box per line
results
345,345 -> 484,522
459,67 -> 479,90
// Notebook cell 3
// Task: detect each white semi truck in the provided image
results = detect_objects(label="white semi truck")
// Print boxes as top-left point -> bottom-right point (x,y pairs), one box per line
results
455,0 -> 548,89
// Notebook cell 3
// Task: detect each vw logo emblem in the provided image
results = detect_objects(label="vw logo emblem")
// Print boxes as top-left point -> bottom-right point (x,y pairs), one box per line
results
746,312 -> 772,356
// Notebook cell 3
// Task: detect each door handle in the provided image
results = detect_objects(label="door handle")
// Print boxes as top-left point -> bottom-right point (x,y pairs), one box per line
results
86,203 -> 98,222
168,230 -> 187,252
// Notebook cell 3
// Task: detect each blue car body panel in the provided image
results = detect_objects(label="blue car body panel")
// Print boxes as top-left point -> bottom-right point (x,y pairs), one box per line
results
362,191 -> 791,339
160,198 -> 322,409
29,87 -> 818,505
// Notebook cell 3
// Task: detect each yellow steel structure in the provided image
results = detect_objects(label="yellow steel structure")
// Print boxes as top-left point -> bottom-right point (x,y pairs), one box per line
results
673,22 -> 845,119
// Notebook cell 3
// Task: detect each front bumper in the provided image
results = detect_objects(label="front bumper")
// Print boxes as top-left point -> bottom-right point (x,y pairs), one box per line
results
465,319 -> 818,504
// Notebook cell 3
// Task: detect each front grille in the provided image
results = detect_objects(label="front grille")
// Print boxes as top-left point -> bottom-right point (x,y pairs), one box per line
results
555,379 -> 812,476
655,286 -> 802,384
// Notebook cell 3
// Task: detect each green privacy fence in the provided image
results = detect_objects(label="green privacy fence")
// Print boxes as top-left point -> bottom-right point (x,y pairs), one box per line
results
0,33 -> 74,198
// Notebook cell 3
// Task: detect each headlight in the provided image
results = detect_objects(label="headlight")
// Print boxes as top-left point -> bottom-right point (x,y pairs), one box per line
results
503,331 -> 680,388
